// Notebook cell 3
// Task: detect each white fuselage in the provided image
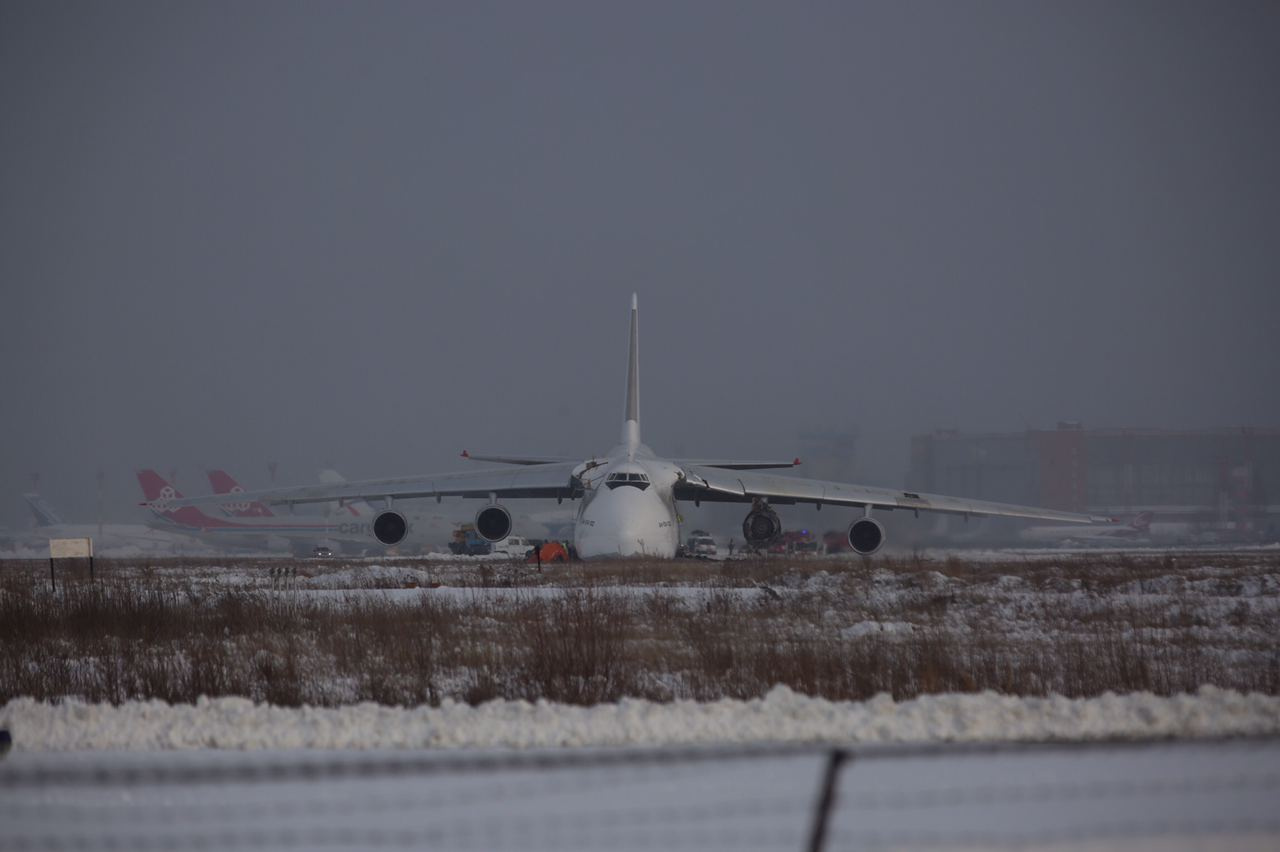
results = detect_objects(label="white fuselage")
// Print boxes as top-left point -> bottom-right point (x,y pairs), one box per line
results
13,523 -> 187,555
572,448 -> 681,559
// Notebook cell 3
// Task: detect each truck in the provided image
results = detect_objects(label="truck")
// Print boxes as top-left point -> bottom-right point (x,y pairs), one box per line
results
768,530 -> 821,556
448,524 -> 492,556
684,530 -> 717,559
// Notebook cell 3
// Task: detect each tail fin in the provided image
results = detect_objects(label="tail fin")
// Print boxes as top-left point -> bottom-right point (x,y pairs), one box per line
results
621,293 -> 640,457
23,493 -> 63,528
206,470 -> 275,517
136,469 -> 223,528
319,469 -> 369,516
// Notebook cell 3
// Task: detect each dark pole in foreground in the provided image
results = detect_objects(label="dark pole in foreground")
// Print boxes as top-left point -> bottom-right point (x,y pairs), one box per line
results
806,748 -> 849,852
49,557 -> 55,592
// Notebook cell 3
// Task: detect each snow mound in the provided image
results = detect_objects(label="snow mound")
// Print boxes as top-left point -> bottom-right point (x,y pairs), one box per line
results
4,686 -> 1278,751
301,564 -> 436,589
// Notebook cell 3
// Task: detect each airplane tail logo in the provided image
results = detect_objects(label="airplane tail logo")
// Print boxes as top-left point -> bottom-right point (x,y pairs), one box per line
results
137,470 -> 225,528
207,470 -> 275,517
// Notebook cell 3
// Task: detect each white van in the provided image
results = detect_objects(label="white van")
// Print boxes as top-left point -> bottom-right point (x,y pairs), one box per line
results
489,535 -> 534,559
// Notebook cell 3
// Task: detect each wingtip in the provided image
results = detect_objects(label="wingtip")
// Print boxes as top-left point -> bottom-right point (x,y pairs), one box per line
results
793,457 -> 802,466
460,449 -> 470,458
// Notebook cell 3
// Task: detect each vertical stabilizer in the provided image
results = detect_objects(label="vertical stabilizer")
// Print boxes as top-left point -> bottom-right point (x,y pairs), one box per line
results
23,493 -> 63,528
319,469 -> 371,516
622,294 -> 640,456
207,470 -> 275,518
136,470 -> 224,528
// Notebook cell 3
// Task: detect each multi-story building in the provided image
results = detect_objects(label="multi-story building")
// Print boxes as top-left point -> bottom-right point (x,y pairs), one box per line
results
908,424 -> 1280,537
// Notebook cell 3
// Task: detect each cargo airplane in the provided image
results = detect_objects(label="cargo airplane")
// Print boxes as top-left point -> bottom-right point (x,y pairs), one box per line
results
159,296 -> 1101,558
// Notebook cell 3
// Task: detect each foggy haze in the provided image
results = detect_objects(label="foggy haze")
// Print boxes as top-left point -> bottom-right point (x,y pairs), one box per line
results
3,1 -> 1278,527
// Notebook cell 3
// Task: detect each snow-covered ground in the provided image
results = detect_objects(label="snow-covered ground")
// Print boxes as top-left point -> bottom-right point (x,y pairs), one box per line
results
3,551 -> 1278,849
3,550 -> 1277,706
4,685 -> 1278,751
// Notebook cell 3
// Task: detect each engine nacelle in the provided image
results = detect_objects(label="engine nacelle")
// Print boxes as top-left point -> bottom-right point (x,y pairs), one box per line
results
372,510 -> 408,546
847,517 -> 885,555
742,505 -> 782,546
475,505 -> 513,542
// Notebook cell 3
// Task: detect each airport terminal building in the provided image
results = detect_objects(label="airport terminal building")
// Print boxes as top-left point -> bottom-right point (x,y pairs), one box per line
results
907,424 -> 1280,539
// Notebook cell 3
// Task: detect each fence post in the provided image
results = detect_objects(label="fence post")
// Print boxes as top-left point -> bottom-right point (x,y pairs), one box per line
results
806,748 -> 849,852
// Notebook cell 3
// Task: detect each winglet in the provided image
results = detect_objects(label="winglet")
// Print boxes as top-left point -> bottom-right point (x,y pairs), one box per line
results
793,457 -> 802,466
461,449 -> 470,459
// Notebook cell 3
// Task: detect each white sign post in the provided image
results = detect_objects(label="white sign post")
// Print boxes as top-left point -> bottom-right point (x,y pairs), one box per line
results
49,538 -> 94,589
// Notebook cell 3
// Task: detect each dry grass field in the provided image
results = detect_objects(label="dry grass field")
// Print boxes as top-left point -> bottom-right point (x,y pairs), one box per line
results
2,552 -> 1276,707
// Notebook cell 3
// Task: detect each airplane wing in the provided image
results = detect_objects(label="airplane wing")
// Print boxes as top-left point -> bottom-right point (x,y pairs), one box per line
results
674,464 -> 1102,524
460,451 -> 587,465
670,458 -> 801,471
161,462 -> 584,510
461,452 -> 799,471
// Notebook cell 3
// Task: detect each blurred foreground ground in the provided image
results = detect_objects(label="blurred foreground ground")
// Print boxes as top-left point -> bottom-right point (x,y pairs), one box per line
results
3,738 -> 1278,850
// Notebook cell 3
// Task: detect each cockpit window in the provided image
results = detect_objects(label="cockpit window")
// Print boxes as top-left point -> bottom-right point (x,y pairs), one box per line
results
606,471 -> 650,490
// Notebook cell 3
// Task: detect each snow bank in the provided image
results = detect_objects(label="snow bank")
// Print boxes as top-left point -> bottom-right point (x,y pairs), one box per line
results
4,686 -> 1277,751
300,564 -> 437,589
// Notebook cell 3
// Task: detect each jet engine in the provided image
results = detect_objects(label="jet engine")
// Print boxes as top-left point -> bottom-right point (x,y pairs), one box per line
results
372,510 -> 408,546
475,505 -> 513,542
742,504 -> 782,547
847,517 -> 885,555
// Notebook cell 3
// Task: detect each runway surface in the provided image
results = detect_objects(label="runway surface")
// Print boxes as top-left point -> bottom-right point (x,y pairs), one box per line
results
4,737 -> 1277,850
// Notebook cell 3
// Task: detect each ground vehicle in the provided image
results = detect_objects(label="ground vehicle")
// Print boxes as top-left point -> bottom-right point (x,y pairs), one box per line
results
822,530 -> 849,554
312,545 -> 334,558
768,530 -> 820,555
489,535 -> 534,558
684,530 -> 717,558
448,524 -> 492,556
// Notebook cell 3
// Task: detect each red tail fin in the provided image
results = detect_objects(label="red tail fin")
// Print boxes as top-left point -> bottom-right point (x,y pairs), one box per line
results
136,470 -> 226,527
137,469 -> 183,502
206,470 -> 275,517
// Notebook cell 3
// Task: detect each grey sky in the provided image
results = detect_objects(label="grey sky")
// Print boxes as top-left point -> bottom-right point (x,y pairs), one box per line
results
3,1 -> 1278,525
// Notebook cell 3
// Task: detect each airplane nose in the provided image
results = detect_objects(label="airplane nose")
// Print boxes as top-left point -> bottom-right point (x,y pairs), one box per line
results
613,524 -> 649,556
608,513 -> 650,556
576,487 -> 667,558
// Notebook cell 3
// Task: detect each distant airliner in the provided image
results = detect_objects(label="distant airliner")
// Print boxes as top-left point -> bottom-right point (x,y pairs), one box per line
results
18,492 -> 183,554
1019,511 -> 1154,546
160,296 -> 1100,558
139,469 -> 459,555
